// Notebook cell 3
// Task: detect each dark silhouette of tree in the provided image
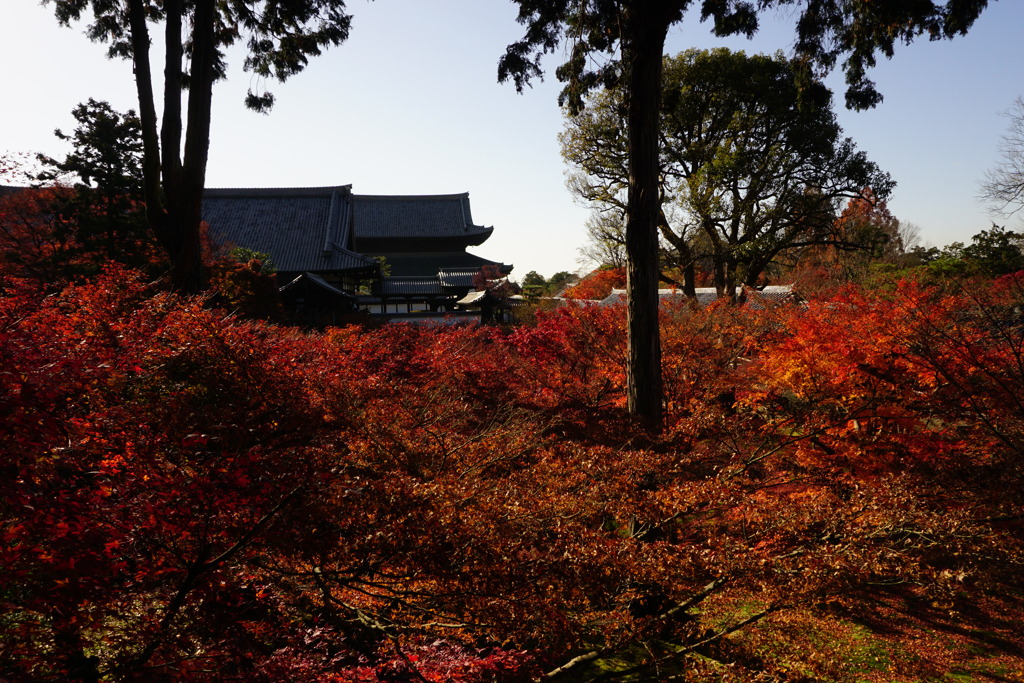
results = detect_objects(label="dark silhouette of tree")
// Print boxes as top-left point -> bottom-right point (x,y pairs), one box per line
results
44,0 -> 357,292
521,270 -> 546,289
38,99 -> 143,196
35,100 -> 156,273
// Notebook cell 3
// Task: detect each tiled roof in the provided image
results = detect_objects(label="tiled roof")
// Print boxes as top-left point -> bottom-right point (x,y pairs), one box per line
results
456,290 -> 489,305
374,276 -> 444,297
438,267 -> 481,289
382,252 -> 511,278
352,193 -> 493,242
279,272 -> 354,300
203,186 -> 378,274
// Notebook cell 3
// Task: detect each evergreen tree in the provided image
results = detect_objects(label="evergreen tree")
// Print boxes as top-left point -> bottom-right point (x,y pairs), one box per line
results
36,99 -> 153,272
45,0 -> 357,292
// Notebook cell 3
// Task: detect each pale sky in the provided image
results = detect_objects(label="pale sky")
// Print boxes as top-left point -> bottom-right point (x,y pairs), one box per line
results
2,1 -> 1023,280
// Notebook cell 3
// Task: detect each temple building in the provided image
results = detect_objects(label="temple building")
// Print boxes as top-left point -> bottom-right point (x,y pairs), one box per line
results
202,185 -> 512,321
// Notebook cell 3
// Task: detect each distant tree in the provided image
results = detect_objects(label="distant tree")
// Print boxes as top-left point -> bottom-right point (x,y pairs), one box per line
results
577,210 -> 627,271
501,0 -> 988,426
37,99 -> 143,196
786,190 -> 924,292
547,270 -> 576,293
963,226 -> 1024,275
521,270 -> 578,297
520,270 -> 547,297
827,187 -> 906,278
45,0 -> 357,293
521,270 -> 546,288
928,225 -> 1024,277
898,221 -> 924,258
982,96 -> 1024,218
836,188 -> 908,271
908,244 -> 942,266
562,49 -> 892,300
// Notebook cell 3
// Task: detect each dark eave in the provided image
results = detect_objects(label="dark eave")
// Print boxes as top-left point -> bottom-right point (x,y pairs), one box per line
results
372,276 -> 445,297
375,251 -> 512,278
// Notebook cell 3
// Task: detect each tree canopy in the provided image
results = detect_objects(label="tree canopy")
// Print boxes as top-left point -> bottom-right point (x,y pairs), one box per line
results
36,99 -> 143,197
501,0 -> 992,113
35,100 -> 155,272
500,0 -> 992,427
563,48 -> 892,298
924,225 -> 1024,277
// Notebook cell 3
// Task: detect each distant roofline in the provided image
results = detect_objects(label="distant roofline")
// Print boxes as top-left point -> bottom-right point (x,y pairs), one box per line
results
352,192 -> 470,202
202,188 -> 473,201
204,185 -> 352,198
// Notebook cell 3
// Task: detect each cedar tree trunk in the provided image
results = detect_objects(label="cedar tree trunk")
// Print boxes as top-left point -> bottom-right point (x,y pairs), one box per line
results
127,0 -> 209,293
623,2 -> 670,428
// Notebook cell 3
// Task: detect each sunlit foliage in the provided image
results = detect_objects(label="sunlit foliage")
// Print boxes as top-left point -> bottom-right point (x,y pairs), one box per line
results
2,267 -> 1023,681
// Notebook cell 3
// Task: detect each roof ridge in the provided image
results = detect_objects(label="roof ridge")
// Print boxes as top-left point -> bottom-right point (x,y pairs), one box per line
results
204,185 -> 352,198
352,192 -> 469,201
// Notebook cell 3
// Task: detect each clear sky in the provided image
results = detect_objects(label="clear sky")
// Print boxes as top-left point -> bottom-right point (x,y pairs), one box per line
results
2,1 -> 1023,280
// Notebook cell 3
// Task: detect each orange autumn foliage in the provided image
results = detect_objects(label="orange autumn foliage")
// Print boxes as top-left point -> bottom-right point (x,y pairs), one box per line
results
2,267 -> 1023,681
561,266 -> 626,300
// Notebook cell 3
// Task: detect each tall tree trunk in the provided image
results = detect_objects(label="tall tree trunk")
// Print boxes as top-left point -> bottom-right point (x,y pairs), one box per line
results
703,218 -> 728,298
162,0 -> 183,201
127,0 -> 208,293
160,0 -> 202,292
126,0 -> 165,242
126,0 -> 207,292
623,2 -> 669,429
172,0 -> 216,293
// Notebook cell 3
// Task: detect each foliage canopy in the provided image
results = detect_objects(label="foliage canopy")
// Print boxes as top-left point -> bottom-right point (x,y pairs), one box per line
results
3,266 -> 1024,680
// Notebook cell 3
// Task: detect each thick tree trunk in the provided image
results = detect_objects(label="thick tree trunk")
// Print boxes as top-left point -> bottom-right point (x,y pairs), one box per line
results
174,0 -> 216,294
161,0 -> 183,201
126,0 -> 164,239
623,3 -> 669,429
127,0 -> 207,293
682,259 -> 697,298
160,0 -> 206,293
703,218 -> 728,299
